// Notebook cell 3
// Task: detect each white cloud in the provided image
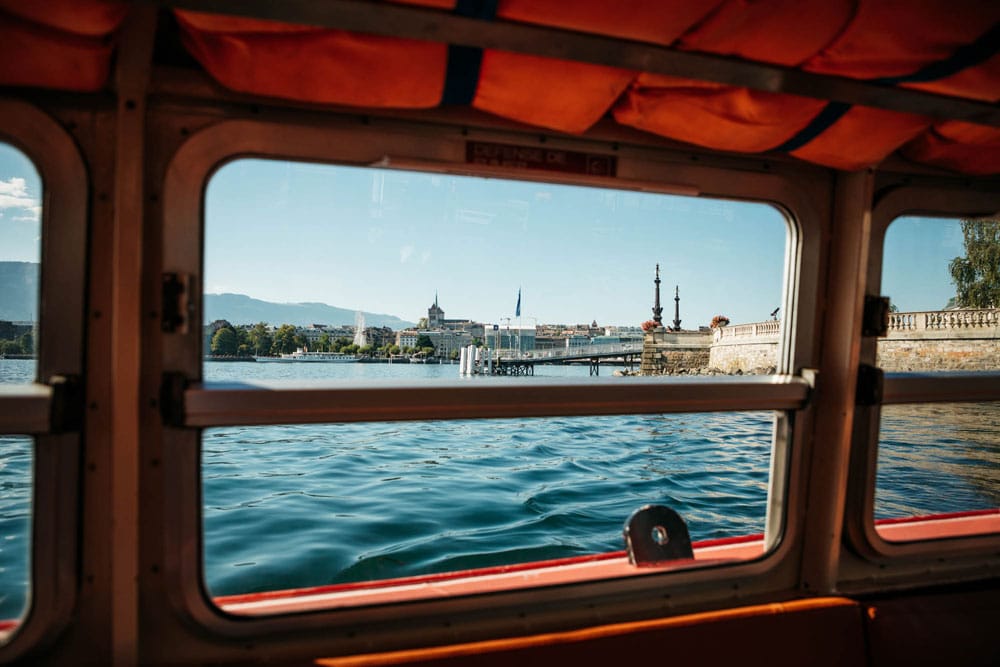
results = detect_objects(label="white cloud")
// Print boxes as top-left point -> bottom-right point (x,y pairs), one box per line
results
0,178 -> 40,222
0,177 -> 27,197
399,245 -> 414,263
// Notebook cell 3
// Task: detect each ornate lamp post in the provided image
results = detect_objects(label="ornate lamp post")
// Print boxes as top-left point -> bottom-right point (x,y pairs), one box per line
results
673,285 -> 682,331
652,264 -> 663,326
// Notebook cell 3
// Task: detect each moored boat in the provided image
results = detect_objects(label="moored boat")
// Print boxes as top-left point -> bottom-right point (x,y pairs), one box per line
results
280,348 -> 358,362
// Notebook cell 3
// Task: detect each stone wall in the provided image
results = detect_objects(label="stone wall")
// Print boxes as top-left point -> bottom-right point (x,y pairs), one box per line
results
877,309 -> 999,371
640,328 -> 711,375
642,310 -> 998,375
707,320 -> 780,373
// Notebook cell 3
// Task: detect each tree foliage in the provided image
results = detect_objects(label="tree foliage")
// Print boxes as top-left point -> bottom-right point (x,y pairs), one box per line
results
248,322 -> 272,356
270,324 -> 300,355
949,218 -> 1000,308
210,327 -> 238,356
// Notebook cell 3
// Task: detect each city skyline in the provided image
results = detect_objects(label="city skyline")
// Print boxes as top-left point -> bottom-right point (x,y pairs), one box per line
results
0,145 -> 974,328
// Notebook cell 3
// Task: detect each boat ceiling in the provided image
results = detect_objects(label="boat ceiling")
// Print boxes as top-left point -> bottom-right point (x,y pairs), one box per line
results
1,0 -> 998,175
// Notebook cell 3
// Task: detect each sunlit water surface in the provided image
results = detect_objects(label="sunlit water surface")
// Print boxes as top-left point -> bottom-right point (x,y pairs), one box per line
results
1,359 -> 997,617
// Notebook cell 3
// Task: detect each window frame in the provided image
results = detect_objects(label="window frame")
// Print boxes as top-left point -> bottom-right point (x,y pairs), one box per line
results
842,183 -> 1000,574
0,100 -> 87,659
155,112 -> 828,642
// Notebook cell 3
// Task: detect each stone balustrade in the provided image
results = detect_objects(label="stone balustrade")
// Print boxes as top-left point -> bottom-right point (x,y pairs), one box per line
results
644,309 -> 998,375
712,319 -> 781,342
888,309 -> 999,334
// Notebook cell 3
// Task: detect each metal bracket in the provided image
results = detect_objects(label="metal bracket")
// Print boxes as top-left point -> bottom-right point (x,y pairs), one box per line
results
48,374 -> 84,434
160,372 -> 188,427
862,295 -> 890,337
856,364 -> 884,406
624,504 -> 694,566
161,272 -> 192,334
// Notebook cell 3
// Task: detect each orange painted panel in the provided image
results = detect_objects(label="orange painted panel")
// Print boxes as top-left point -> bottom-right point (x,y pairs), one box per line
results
901,121 -> 1000,175
678,0 -> 854,66
790,106 -> 930,171
614,77 -> 826,153
498,0 -> 721,45
176,12 -> 448,108
904,51 -> 1000,103
804,0 -> 1000,79
0,0 -> 126,38
0,12 -> 113,91
474,51 -> 634,134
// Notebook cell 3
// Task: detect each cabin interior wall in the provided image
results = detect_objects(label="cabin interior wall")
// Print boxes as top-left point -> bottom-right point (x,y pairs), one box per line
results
0,70 -> 996,667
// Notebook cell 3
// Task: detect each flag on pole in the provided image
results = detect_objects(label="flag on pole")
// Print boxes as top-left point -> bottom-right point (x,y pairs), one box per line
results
515,288 -> 521,317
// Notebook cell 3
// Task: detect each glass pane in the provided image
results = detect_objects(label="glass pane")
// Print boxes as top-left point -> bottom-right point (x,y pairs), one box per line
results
0,142 -> 41,632
875,402 -> 1000,541
204,160 -> 788,377
204,411 -> 777,604
201,159 -> 790,607
0,436 -> 32,630
880,216 -> 999,372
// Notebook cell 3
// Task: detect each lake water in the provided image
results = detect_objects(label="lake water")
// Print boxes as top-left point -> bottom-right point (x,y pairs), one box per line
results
1,358 -> 998,618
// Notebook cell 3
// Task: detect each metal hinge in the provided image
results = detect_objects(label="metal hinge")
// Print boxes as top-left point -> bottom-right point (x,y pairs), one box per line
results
161,272 -> 193,334
48,374 -> 83,434
856,364 -> 884,406
862,295 -> 890,337
159,372 -> 188,427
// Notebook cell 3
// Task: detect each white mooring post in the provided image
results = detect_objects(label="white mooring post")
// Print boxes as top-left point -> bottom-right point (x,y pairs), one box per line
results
459,346 -> 468,375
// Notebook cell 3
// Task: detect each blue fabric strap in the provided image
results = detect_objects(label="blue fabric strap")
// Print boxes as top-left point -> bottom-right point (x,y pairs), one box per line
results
441,0 -> 499,105
772,22 -> 1000,154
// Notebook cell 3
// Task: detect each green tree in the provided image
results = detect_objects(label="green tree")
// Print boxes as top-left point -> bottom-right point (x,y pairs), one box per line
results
210,327 -> 238,356
415,334 -> 434,349
1,340 -> 22,355
271,324 -> 299,354
249,322 -> 272,356
949,218 -> 1000,308
317,333 -> 332,352
18,331 -> 33,355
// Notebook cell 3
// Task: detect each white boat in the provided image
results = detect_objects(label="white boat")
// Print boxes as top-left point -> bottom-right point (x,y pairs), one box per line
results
285,349 -> 358,362
258,348 -> 358,362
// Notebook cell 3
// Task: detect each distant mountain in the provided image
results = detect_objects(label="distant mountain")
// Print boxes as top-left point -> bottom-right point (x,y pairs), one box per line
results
0,265 -> 413,329
204,293 -> 414,329
0,262 -> 39,321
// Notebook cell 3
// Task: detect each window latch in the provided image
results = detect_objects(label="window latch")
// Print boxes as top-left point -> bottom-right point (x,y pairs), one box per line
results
160,372 -> 188,427
624,505 -> 694,566
862,295 -> 890,337
48,374 -> 83,434
162,272 -> 193,334
856,364 -> 884,406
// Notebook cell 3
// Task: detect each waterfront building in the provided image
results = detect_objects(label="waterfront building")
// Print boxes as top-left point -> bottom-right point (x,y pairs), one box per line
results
423,329 -> 473,358
396,329 -> 419,349
486,323 -> 537,353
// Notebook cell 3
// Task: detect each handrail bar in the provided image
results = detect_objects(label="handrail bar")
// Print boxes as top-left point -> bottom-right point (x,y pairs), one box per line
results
0,383 -> 53,434
182,375 -> 810,427
882,372 -> 1000,405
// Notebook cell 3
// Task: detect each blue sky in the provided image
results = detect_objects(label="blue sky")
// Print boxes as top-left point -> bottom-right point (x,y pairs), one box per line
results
0,143 -> 969,327
0,145 -> 41,264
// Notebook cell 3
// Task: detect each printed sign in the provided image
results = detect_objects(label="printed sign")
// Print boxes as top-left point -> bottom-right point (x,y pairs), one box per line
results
466,141 -> 617,176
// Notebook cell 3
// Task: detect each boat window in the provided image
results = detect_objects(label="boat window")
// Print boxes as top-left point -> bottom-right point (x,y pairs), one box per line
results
876,402 -> 999,540
880,216 -> 999,373
875,215 -> 1000,541
200,158 -> 793,611
0,142 -> 41,638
